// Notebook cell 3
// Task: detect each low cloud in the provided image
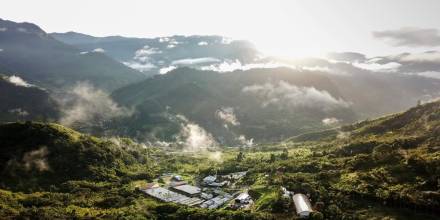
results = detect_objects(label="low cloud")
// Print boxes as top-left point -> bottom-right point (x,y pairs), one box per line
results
353,61 -> 401,72
322,117 -> 340,126
373,27 -> 440,47
399,51 -> 440,63
215,107 -> 240,126
173,115 -> 217,152
326,52 -> 366,63
237,135 -> 254,147
124,61 -> 157,72
198,41 -> 208,46
416,71 -> 440,79
201,60 -> 295,72
92,48 -> 105,53
6,75 -> 33,87
124,45 -> 162,71
301,66 -> 348,76
242,80 -> 351,111
57,82 -> 133,127
0,27 -> 7,32
159,66 -> 177,74
8,108 -> 29,117
171,57 -> 220,65
22,146 -> 50,172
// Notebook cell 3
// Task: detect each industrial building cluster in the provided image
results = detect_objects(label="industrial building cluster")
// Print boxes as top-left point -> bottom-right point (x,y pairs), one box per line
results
138,171 -> 313,217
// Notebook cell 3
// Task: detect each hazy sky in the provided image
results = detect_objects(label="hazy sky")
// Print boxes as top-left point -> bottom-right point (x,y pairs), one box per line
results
2,0 -> 440,57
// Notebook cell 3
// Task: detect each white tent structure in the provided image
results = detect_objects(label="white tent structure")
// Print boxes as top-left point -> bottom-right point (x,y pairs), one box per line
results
292,194 -> 313,218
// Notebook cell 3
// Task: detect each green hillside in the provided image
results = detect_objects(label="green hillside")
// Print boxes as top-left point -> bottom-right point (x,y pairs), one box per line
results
0,75 -> 59,123
0,101 -> 439,219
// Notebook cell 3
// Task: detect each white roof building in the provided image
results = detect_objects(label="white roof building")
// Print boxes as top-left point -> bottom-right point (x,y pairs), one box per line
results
293,194 -> 313,218
235,192 -> 252,204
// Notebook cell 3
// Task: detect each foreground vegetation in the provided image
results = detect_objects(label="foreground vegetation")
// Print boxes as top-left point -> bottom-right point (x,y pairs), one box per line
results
0,101 -> 439,219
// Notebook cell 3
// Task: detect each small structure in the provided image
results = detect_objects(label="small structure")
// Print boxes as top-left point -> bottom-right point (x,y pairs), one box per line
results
169,181 -> 187,187
172,175 -> 183,181
235,192 -> 252,204
293,194 -> 313,218
207,181 -> 229,187
172,184 -> 201,197
203,175 -> 217,185
281,186 -> 293,199
144,182 -> 160,190
200,192 -> 214,200
200,194 -> 233,209
223,171 -> 247,180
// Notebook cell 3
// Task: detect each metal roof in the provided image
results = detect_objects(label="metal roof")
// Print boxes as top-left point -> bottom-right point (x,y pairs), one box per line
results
292,194 -> 313,215
172,184 -> 201,195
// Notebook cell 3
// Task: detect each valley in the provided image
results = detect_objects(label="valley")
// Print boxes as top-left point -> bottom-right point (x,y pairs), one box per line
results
0,101 -> 439,219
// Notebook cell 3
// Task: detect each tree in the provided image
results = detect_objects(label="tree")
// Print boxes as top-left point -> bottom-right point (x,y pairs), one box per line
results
280,148 -> 289,160
236,152 -> 245,162
269,153 -> 276,163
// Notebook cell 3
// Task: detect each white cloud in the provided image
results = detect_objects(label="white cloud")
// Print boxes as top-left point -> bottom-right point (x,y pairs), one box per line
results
159,66 -> 177,74
416,71 -> 440,79
180,123 -> 217,151
301,66 -> 348,76
322,117 -> 340,126
171,57 -> 220,65
221,37 -> 233,44
399,52 -> 440,63
242,80 -> 351,111
6,75 -> 32,87
8,108 -> 29,117
92,48 -> 105,53
123,61 -> 157,71
215,107 -> 240,126
0,48 -> 3,52
0,27 -> 7,32
79,51 -> 89,55
57,82 -> 133,126
134,45 -> 161,62
353,61 -> 401,72
22,146 -> 50,172
159,37 -> 170,42
237,135 -> 254,147
201,60 -> 295,72
171,115 -> 217,151
166,39 -> 180,49
198,41 -> 208,46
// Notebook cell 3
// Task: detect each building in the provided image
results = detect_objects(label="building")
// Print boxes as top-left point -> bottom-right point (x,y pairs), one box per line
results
171,184 -> 201,197
169,181 -> 187,187
200,194 -> 233,209
172,175 -> 183,181
203,175 -> 217,185
235,192 -> 252,204
292,194 -> 313,218
142,187 -> 203,206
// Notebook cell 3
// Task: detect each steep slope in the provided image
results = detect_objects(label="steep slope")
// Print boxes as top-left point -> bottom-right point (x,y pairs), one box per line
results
282,100 -> 440,211
0,19 -> 145,91
108,66 -> 440,144
0,74 -> 59,122
0,122 -> 153,192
